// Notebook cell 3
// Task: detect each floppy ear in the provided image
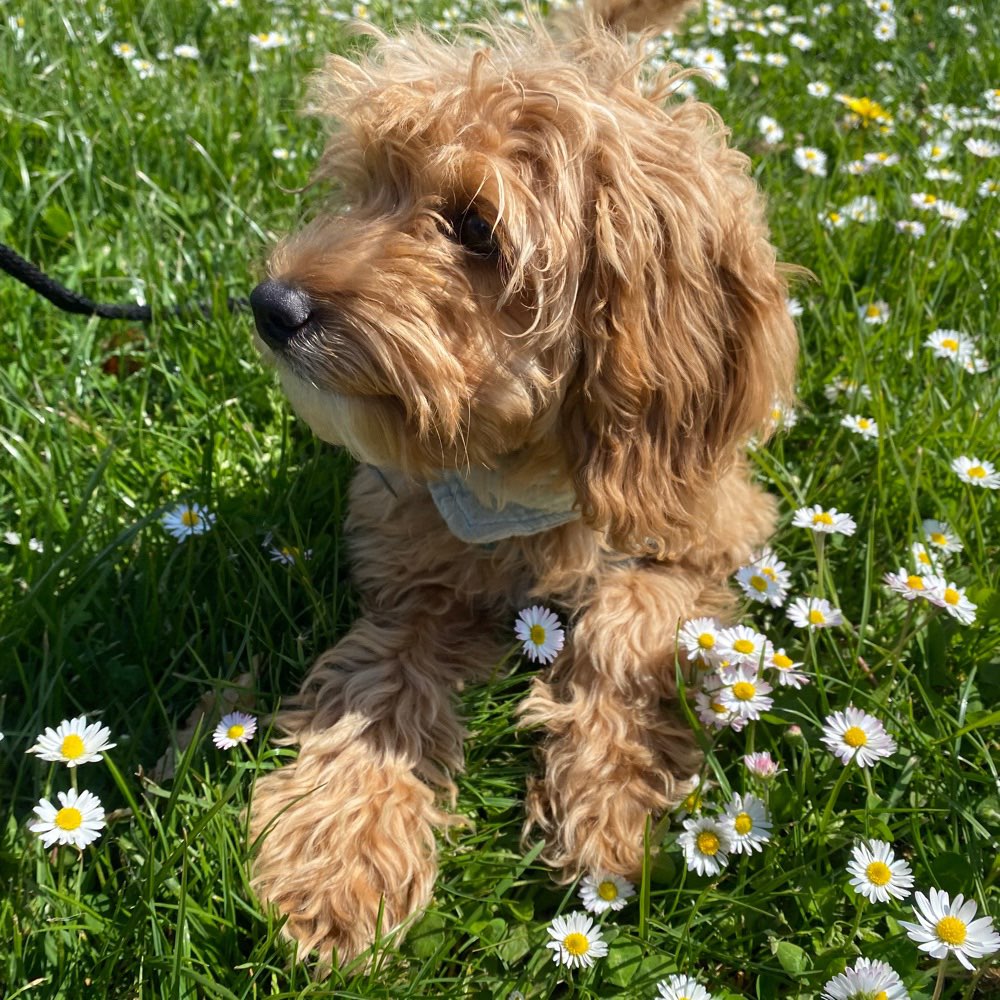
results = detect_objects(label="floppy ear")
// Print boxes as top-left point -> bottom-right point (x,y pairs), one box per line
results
560,96 -> 798,558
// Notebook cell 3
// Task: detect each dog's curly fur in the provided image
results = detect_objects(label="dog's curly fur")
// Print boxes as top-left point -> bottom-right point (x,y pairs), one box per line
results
250,0 -> 797,965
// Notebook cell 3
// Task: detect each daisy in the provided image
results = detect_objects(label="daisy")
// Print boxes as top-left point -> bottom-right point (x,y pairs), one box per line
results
820,209 -> 847,230
900,888 -> 1000,970
679,816 -> 732,876
656,974 -> 716,1000
793,146 -> 828,176
789,32 -> 813,50
765,645 -> 809,688
925,328 -> 973,362
807,81 -> 831,97
29,788 -> 106,849
792,505 -> 856,535
716,625 -> 768,666
951,456 -> 1000,489
758,115 -> 784,144
847,840 -> 914,902
911,191 -> 939,211
858,301 -> 890,325
979,179 -> 1000,198
895,219 -> 926,237
723,792 -> 771,854
936,201 -> 969,228
821,706 -> 897,767
161,501 -> 216,540
820,957 -> 908,1000
750,546 -> 792,593
695,688 -> 740,731
578,872 -> 635,914
735,565 -> 783,606
919,140 -> 951,162
28,716 -> 116,767
883,567 -> 931,601
764,52 -> 789,68
112,41 -> 137,59
678,617 -> 723,665
514,606 -> 565,664
173,44 -> 200,59
743,750 -> 784,779
922,519 -> 962,555
864,151 -> 900,168
965,138 -> 1000,158
843,196 -> 879,223
212,711 -> 257,749
716,666 -> 773,721
787,597 -> 844,629
249,31 -> 290,49
873,17 -> 896,41
545,912 -> 609,969
265,534 -> 313,564
924,576 -> 977,625
841,414 -> 879,439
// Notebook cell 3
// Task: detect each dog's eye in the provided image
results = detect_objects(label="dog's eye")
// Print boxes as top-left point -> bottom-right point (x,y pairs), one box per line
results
451,210 -> 500,258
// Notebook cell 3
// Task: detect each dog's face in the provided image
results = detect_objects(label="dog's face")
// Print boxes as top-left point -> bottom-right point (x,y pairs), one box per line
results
252,26 -> 798,556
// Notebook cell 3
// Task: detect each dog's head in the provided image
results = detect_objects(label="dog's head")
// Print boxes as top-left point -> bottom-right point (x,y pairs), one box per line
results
252,19 -> 797,557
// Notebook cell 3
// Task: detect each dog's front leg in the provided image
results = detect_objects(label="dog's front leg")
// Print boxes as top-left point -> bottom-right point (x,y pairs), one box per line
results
250,608 -> 491,965
521,564 -> 717,880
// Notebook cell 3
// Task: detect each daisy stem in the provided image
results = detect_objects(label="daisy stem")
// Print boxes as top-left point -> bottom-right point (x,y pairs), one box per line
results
930,959 -> 948,1000
818,758 -> 853,837
962,964 -> 987,1000
70,766 -> 78,794
814,532 -> 827,599
847,897 -> 865,944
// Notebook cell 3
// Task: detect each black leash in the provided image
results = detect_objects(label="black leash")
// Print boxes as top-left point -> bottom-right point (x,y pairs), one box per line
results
0,240 -> 248,322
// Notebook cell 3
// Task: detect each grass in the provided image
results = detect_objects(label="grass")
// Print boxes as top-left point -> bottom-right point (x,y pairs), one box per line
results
1,0 -> 999,997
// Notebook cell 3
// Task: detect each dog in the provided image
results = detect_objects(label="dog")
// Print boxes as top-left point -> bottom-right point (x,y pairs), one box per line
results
248,0 -> 797,964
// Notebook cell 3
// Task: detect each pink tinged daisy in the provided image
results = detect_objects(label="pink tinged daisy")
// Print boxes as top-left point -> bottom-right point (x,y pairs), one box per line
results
724,792 -> 772,854
212,711 -> 257,749
743,750 -> 785,780
717,666 -> 773,721
695,688 -> 741,731
820,957 -> 908,1000
883,567 -> 931,601
821,706 -> 897,767
847,840 -> 914,902
656,974 -> 716,1000
28,716 -> 116,767
679,816 -> 732,876
545,912 -> 608,969
578,872 -> 635,914
716,625 -> 768,666
841,414 -> 879,439
765,645 -> 809,688
787,597 -> 844,630
678,617 -> 722,665
161,501 -> 216,540
29,788 -> 106,849
951,456 -> 1000,489
922,519 -> 962,555
514,605 -> 565,664
923,576 -> 977,625
900,888 -> 1000,970
792,505 -> 857,535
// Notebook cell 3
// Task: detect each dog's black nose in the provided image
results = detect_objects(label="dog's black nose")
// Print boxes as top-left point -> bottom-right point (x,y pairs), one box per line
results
250,279 -> 314,348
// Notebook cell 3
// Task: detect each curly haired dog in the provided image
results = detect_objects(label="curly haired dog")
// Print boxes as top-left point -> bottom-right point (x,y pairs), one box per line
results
248,0 -> 797,964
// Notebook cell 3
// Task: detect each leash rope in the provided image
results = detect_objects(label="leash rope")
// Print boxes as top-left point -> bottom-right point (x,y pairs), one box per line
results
0,240 -> 248,321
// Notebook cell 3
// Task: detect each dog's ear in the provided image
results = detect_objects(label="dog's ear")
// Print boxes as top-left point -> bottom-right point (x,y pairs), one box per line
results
560,97 -> 798,558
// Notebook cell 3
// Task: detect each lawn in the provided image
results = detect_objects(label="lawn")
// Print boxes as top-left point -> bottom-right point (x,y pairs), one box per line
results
1,0 -> 998,997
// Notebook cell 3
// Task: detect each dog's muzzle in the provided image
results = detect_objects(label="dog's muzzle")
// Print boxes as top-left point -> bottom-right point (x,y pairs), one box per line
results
250,279 -> 314,349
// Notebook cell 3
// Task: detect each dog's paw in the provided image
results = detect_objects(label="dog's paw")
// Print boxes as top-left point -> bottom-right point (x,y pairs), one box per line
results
250,737 -> 449,964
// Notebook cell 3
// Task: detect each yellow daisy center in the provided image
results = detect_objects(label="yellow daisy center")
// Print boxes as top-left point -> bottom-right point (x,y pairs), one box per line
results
682,789 -> 702,812
55,806 -> 83,831
710,701 -> 728,715
772,652 -> 793,669
917,550 -> 932,565
923,194 -> 937,204
967,465 -> 986,478
761,567 -> 777,580
812,512 -> 834,525
732,681 -> 756,701
858,418 -> 871,429
697,632 -> 715,649
906,575 -> 924,590
734,813 -> 753,835
829,211 -> 841,223
940,338 -> 958,352
529,624 -> 546,645
875,993 -> 888,1000
749,575 -> 769,592
804,150 -> 817,160
865,305 -> 881,318
562,932 -> 590,956
60,734 -> 85,759
227,724 -> 245,740
865,860 -> 892,886
929,532 -> 947,545
808,609 -> 826,625
843,726 -> 868,748
696,831 -> 720,856
935,916 -> 967,946
931,145 -> 942,156
181,509 -> 200,527
943,588 -> 960,606
770,407 -> 782,420
733,638 -> 755,654
597,880 -> 619,901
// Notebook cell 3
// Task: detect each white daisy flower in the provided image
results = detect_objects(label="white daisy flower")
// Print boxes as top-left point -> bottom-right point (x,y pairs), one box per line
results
900,888 -> 1000,970
936,200 -> 969,228
695,688 -> 740,731
764,52 -> 789,67
767,400 -> 799,431
249,31 -> 290,49
789,32 -> 812,50
843,195 -> 880,222
765,645 -> 809,688
112,41 -> 137,59
514,606 -> 565,664
847,840 -> 914,903
578,872 -> 635,914
820,957 -> 908,1000
758,114 -> 784,144
716,666 -> 773,721
656,974 -> 716,1000
910,191 -> 940,211
841,414 -> 879,439
264,535 -> 313,564
786,297 -> 804,317
979,179 -> 1000,198
29,788 -> 106,849
678,617 -> 723,665
965,138 -> 1000,158
985,88 -> 1000,112
173,44 -> 200,59
161,501 -> 216,540
895,219 -> 926,237
716,625 -> 768,666
787,597 -> 844,630
807,81 -> 831,97
743,750 -> 785,780
951,456 -> 1000,489
821,706 -> 897,767
873,17 -> 896,40
735,565 -> 783,606
925,166 -> 962,183
922,519 -> 962,554
793,146 -> 828,176
925,328 -> 974,362
791,505 -> 857,535
212,711 -> 257,749
911,541 -> 939,572
820,208 -> 847,230
679,816 -> 732,876
864,151 -> 900,168
545,912 -> 609,969
27,716 -> 116,767
919,140 -> 951,162
923,576 -> 977,625
883,568 -> 931,601
858,301 -> 890,325
723,792 -> 771,855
